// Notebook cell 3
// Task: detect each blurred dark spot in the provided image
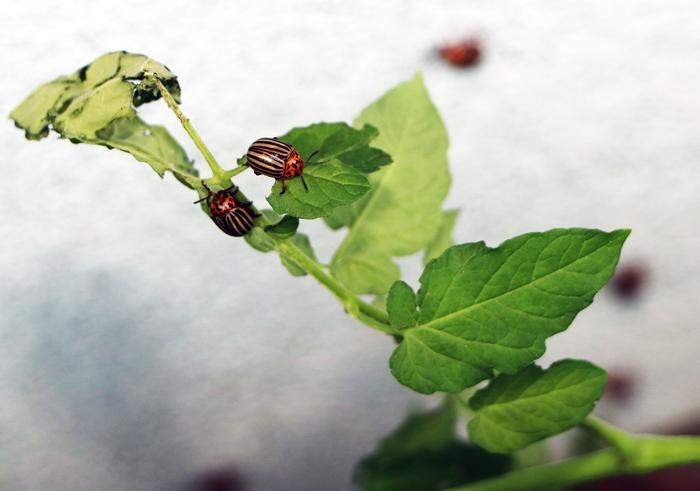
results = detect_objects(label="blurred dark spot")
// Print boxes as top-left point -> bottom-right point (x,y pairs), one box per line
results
438,38 -> 482,68
610,262 -> 649,301
603,370 -> 637,403
188,465 -> 247,491
577,465 -> 700,491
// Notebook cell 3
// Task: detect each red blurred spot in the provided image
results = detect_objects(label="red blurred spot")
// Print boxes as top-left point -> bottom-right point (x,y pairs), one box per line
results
189,465 -> 246,491
438,38 -> 482,68
610,262 -> 649,301
603,370 -> 636,403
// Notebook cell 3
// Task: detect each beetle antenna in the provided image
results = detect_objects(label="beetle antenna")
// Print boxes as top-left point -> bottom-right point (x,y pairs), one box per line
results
306,150 -> 319,163
193,196 -> 208,204
300,174 -> 309,191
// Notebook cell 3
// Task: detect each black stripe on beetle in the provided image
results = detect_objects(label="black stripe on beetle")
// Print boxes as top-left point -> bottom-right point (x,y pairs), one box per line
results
245,137 -> 318,194
194,182 -> 259,237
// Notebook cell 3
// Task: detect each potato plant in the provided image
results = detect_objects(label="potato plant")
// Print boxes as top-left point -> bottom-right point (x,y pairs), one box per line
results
11,51 -> 700,491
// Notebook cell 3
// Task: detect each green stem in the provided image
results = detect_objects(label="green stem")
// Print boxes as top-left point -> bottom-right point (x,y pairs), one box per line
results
149,75 -> 227,179
448,433 -> 700,491
151,74 -> 393,335
275,239 -> 393,333
580,415 -> 637,458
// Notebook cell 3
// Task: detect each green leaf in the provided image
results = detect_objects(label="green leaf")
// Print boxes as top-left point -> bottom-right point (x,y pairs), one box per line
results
378,403 -> 457,457
387,281 -> 418,330
353,442 -> 511,491
245,210 -> 281,253
331,73 -> 451,295
266,158 -> 371,219
331,253 -> 400,296
389,228 -> 629,394
280,122 -> 391,173
468,359 -> 607,453
264,215 -> 299,239
424,209 -> 459,265
94,116 -> 197,182
10,51 -> 195,183
353,403 -> 511,491
279,234 -> 316,277
322,192 -> 371,230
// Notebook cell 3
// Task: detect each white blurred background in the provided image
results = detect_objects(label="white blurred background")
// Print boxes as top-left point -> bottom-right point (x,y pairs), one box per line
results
1,1 -> 699,489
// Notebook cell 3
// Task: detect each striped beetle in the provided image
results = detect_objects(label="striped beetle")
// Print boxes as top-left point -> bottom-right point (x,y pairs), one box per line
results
246,138 -> 318,194
195,182 -> 259,237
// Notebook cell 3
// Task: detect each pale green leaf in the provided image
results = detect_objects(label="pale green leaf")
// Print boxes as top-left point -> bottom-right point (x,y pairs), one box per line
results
267,158 -> 371,219
280,234 -> 316,277
10,51 -> 194,183
331,253 -> 400,295
94,116 -> 197,183
468,359 -> 607,453
424,209 -> 459,265
389,228 -> 629,394
387,281 -> 418,330
331,73 -> 451,295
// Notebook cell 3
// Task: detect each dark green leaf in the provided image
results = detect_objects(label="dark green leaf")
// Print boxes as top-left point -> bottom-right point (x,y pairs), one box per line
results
353,442 -> 511,491
264,215 -> 299,239
331,73 -> 451,295
266,158 -> 370,219
468,360 -> 607,453
279,234 -> 316,277
353,403 -> 511,491
387,281 -> 418,330
389,228 -> 629,394
279,122 -> 391,173
245,210 -> 281,253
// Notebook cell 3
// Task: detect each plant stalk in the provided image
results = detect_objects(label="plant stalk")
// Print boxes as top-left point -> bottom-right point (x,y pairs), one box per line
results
151,77 -> 393,334
149,75 -> 227,180
275,239 -> 393,333
448,432 -> 700,491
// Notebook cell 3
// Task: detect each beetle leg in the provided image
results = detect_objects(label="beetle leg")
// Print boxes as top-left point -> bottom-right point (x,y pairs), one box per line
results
280,179 -> 287,195
193,180 -> 212,204
300,174 -> 309,192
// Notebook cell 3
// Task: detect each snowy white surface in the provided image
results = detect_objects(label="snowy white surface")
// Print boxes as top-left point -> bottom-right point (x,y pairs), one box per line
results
1,1 -> 699,489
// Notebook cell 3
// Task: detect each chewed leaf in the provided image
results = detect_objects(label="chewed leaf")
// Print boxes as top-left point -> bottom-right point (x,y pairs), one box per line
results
266,159 -> 370,219
10,51 -> 194,184
388,228 -> 629,394
11,51 -> 178,140
468,360 -> 607,453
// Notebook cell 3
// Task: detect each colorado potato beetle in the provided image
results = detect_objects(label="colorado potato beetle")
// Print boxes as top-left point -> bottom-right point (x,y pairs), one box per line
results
246,138 -> 318,194
195,182 -> 259,237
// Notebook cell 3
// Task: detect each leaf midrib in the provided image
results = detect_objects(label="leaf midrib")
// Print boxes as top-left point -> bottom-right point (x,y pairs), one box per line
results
412,234 -> 619,333
474,374 -> 605,411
